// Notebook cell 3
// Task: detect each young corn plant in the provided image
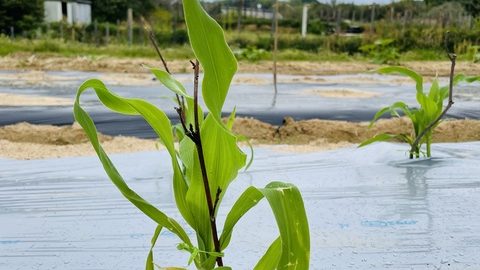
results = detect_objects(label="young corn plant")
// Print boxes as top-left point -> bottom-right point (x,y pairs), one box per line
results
360,54 -> 480,158
73,1 -> 309,269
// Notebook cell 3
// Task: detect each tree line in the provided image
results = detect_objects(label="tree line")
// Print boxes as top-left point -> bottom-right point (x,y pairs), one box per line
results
1,0 -> 479,36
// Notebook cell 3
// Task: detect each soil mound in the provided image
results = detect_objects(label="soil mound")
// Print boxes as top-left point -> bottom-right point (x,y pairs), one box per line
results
0,122 -> 110,145
3,54 -> 480,77
0,123 -> 158,159
1,117 -> 479,159
232,117 -> 480,144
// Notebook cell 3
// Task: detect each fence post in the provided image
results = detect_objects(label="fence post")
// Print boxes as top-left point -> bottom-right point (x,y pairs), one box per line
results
237,0 -> 243,32
336,7 -> 341,34
301,4 -> 309,38
71,25 -> 75,41
10,26 -> 14,39
272,1 -> 279,107
116,20 -> 120,42
370,4 -> 375,34
403,10 -> 408,32
94,19 -> 98,45
127,8 -> 133,46
390,6 -> 394,22
106,23 -> 110,45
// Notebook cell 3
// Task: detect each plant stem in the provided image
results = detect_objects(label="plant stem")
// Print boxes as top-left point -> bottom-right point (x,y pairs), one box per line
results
142,17 -> 170,74
409,53 -> 456,158
271,1 -> 279,107
144,18 -> 221,264
142,17 -> 186,113
191,60 -> 224,267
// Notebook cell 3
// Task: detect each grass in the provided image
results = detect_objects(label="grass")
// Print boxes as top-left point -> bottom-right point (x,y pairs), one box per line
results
0,36 -> 195,59
0,35 -> 473,62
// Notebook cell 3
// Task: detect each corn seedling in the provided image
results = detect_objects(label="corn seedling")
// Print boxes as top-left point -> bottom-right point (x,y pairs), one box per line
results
359,38 -> 400,65
360,54 -> 480,158
73,1 -> 309,269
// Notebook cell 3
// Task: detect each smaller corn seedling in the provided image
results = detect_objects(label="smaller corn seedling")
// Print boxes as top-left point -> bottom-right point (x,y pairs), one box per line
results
360,55 -> 480,158
74,1 -> 309,269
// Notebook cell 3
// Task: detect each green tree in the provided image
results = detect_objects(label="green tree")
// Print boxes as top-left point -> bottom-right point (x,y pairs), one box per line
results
0,0 -> 44,36
425,0 -> 480,17
92,0 -> 156,22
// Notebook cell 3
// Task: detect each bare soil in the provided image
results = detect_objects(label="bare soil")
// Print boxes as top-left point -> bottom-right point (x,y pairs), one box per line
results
0,93 -> 71,106
1,118 -> 478,160
233,117 -> 480,145
0,123 -> 159,160
2,54 -> 480,76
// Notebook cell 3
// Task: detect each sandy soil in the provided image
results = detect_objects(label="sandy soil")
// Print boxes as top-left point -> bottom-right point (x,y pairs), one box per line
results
0,123 -> 159,160
303,88 -> 380,98
2,54 -> 480,76
232,117 -> 480,145
0,93 -> 71,106
1,117 -> 479,160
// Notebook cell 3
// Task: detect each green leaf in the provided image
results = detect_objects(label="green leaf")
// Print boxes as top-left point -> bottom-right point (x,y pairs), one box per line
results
453,73 -> 467,85
226,108 -> 254,171
148,67 -> 192,99
369,101 -> 412,127
146,225 -> 163,270
463,75 -> 480,83
259,182 -> 310,269
226,107 -> 236,131
237,135 -> 254,171
428,78 -> 440,101
421,96 -> 439,123
369,106 -> 392,127
377,66 -> 423,93
220,182 -> 310,269
220,186 -> 264,250
390,101 -> 413,119
183,96 -> 203,129
254,237 -> 282,270
201,115 -> 246,206
180,114 -> 246,262
358,133 -> 402,147
183,0 -> 237,121
74,79 -> 193,244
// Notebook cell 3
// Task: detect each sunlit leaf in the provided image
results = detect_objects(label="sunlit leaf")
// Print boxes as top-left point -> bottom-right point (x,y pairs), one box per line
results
74,79 -> 193,243
226,107 -> 236,131
254,237 -> 282,270
148,67 -> 192,99
237,135 -> 254,171
377,66 -> 423,93
183,0 -> 237,121
369,101 -> 412,127
259,182 -> 310,269
146,225 -> 163,270
220,187 -> 263,250
220,182 -> 310,270
359,133 -> 402,147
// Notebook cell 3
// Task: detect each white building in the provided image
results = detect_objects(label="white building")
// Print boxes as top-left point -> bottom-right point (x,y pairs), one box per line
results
44,0 -> 92,25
